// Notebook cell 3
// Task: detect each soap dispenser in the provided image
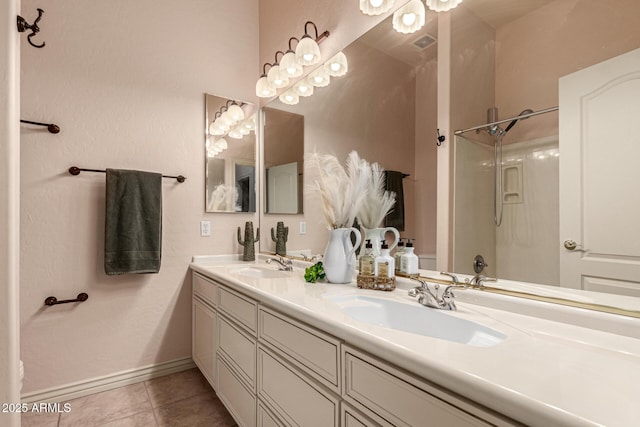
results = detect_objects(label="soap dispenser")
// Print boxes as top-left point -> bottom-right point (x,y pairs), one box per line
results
359,239 -> 374,276
400,239 -> 419,275
394,238 -> 405,273
374,240 -> 395,278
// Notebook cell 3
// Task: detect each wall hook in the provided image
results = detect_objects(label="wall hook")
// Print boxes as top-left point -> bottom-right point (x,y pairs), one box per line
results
17,8 -> 46,48
436,129 -> 446,146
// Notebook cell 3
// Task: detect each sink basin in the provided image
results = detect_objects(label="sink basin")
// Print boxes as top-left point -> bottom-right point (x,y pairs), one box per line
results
327,295 -> 506,347
230,266 -> 293,279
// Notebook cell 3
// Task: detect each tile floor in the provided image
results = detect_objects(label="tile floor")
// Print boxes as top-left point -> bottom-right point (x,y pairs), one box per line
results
21,368 -> 237,427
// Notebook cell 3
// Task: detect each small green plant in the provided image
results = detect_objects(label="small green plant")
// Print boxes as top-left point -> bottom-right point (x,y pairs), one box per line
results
304,262 -> 326,283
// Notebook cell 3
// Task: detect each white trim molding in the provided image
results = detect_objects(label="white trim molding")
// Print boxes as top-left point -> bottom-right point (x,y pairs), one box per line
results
21,357 -> 196,404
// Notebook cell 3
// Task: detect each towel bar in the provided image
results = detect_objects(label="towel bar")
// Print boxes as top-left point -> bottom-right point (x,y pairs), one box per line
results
68,166 -> 186,183
44,293 -> 88,306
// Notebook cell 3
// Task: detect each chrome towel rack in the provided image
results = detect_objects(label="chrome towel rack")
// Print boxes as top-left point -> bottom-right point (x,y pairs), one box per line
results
44,293 -> 88,306
68,166 -> 186,183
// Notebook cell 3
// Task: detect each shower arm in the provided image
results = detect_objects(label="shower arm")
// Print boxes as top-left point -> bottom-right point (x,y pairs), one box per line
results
454,106 -> 559,136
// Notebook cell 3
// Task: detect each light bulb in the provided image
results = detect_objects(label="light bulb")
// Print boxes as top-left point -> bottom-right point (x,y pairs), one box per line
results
359,0 -> 395,16
256,75 -> 276,98
227,104 -> 245,122
267,64 -> 290,89
280,50 -> 303,77
392,0 -> 425,34
294,81 -> 314,97
425,0 -> 463,12
325,51 -> 348,77
279,90 -> 299,105
308,67 -> 330,88
295,36 -> 321,66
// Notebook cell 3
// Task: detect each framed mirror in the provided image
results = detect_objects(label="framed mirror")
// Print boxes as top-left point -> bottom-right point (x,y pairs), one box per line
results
205,94 -> 257,213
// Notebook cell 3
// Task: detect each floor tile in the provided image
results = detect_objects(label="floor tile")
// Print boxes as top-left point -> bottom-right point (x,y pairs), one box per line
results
21,410 -> 60,427
144,368 -> 212,408
97,410 -> 157,427
154,393 -> 235,427
59,383 -> 152,427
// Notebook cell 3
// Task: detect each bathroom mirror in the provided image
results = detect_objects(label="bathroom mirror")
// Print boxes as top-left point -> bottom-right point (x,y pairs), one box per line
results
257,0 -> 640,315
263,107 -> 304,214
205,94 -> 257,212
258,15 -> 432,258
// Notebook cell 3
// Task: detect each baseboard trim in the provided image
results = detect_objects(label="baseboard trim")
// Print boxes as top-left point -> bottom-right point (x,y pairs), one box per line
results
21,357 -> 196,403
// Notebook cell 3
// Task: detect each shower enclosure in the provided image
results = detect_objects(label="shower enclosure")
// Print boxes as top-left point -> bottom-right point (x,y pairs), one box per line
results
453,113 -> 560,286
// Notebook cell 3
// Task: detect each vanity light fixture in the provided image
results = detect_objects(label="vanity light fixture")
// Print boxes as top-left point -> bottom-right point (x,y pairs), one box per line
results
257,21 -> 330,99
256,63 -> 276,98
359,0 -> 396,16
295,21 -> 327,66
280,38 -> 304,78
325,51 -> 348,77
393,0 -> 426,34
267,51 -> 290,89
279,89 -> 300,105
425,0 -> 463,12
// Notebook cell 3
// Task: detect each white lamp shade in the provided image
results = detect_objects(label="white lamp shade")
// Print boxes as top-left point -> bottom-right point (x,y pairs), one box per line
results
359,0 -> 395,16
227,104 -> 245,122
209,122 -> 226,136
243,115 -> 256,131
393,0 -> 426,34
228,129 -> 243,139
425,0 -> 463,12
214,138 -> 228,150
256,75 -> 276,98
279,90 -> 300,105
325,51 -> 348,77
280,50 -> 303,77
294,80 -> 314,97
267,64 -> 290,88
295,35 -> 321,66
308,66 -> 330,88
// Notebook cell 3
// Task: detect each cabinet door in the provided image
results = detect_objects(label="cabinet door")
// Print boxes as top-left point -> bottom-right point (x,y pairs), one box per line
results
192,297 -> 216,387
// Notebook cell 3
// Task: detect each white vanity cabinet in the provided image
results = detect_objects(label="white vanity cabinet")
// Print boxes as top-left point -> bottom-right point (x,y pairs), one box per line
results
191,269 -> 519,427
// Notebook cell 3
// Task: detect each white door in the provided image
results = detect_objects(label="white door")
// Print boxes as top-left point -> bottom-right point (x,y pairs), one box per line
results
267,162 -> 299,214
559,48 -> 640,295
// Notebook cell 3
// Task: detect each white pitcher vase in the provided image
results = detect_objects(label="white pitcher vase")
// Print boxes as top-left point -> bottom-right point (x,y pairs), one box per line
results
359,226 -> 400,257
323,227 -> 362,284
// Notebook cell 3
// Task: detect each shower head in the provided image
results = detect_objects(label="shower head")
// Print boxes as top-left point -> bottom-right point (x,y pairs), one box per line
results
504,109 -> 534,133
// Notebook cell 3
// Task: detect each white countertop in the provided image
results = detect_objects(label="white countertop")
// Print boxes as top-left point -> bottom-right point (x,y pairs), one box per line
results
190,255 -> 640,427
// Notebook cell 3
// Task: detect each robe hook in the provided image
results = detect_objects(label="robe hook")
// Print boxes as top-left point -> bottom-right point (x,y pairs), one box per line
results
17,8 -> 46,48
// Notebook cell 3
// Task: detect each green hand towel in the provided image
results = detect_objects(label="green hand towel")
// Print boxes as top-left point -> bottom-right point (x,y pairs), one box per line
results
105,169 -> 162,275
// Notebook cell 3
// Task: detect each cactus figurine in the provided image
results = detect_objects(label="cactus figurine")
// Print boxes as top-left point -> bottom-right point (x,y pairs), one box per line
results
237,221 -> 260,261
271,221 -> 289,256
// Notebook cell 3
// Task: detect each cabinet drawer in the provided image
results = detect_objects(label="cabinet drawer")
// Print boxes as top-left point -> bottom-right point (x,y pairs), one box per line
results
257,401 -> 284,427
192,297 -> 216,388
257,346 -> 339,427
343,349 -> 492,427
218,314 -> 257,390
193,272 -> 218,306
259,307 -> 341,393
219,286 -> 258,334
217,355 -> 256,427
341,403 -> 381,427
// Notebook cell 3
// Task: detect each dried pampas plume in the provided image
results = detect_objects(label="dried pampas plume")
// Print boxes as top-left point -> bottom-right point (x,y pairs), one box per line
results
357,162 -> 396,229
306,151 -> 371,229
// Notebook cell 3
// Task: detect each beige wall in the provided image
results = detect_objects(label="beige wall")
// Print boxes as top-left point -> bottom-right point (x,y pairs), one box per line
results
20,0 -> 258,394
495,0 -> 640,142
1,0 -> 21,424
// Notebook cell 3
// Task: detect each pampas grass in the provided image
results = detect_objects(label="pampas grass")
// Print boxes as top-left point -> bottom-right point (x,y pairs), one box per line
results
306,151 -> 371,229
357,162 -> 396,229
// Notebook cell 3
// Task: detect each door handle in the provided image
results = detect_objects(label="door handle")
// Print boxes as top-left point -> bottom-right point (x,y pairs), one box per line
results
564,240 -> 577,250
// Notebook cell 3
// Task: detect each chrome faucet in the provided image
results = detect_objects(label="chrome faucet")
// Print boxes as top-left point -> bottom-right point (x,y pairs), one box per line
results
467,274 -> 497,288
408,279 -> 465,311
266,256 -> 293,271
